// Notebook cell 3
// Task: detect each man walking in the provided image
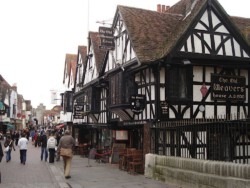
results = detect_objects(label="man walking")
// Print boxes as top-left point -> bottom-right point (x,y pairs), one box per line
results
18,133 -> 28,165
57,130 -> 75,179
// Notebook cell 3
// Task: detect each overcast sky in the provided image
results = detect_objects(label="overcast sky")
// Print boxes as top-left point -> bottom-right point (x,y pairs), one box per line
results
0,0 -> 249,109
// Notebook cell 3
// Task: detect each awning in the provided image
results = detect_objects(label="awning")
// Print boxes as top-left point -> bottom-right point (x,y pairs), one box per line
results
6,123 -> 15,130
55,124 -> 64,130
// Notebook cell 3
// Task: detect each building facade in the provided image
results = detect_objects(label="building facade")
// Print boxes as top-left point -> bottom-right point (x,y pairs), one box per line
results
71,0 -> 250,164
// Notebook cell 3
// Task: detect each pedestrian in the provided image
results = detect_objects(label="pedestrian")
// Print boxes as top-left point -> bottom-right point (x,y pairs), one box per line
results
0,142 -> 3,162
4,135 -> 15,162
14,131 -> 20,146
0,142 -> 3,183
55,132 -> 61,161
18,133 -> 28,165
57,130 -> 75,179
25,129 -> 30,141
33,131 -> 38,147
47,132 -> 57,163
37,132 -> 41,147
40,131 -> 48,161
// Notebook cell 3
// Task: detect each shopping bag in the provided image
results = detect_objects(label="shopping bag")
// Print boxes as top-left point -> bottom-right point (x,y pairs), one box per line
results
60,148 -> 72,157
4,146 -> 9,153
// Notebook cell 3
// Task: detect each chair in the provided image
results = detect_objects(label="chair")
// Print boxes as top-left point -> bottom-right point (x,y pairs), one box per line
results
128,150 -> 144,174
118,148 -> 126,170
122,148 -> 136,171
95,148 -> 111,163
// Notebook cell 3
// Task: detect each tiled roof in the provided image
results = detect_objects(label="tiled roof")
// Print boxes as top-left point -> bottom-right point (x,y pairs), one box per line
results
118,0 -> 250,63
89,32 -> 106,73
78,45 -> 87,65
64,54 -> 77,86
231,16 -> 250,45
117,0 -> 206,63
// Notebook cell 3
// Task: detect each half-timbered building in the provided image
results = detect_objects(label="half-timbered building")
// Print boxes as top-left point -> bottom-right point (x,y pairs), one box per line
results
73,32 -> 109,148
72,0 -> 250,164
61,54 -> 77,129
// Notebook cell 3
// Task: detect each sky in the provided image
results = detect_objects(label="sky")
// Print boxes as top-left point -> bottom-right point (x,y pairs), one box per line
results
0,0 -> 249,109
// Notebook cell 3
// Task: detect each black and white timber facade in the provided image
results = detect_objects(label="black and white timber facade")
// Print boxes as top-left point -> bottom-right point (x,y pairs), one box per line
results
72,0 -> 250,164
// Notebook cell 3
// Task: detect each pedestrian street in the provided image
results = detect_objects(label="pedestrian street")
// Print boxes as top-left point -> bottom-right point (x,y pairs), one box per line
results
0,141 -> 57,188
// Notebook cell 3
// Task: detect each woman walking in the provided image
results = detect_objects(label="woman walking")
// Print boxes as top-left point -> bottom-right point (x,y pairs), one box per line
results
18,133 -> 28,165
47,132 -> 57,163
4,135 -> 15,162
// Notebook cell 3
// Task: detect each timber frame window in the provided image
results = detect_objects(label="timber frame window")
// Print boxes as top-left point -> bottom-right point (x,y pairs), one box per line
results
109,72 -> 137,105
84,87 -> 101,112
167,66 -> 192,101
63,91 -> 73,112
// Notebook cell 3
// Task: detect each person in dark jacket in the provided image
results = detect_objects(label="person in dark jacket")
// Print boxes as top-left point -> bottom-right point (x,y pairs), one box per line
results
14,131 -> 20,146
0,142 -> 3,162
40,132 -> 48,161
4,135 -> 15,162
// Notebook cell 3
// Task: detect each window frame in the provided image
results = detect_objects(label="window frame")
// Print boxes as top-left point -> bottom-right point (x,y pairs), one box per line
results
166,65 -> 193,102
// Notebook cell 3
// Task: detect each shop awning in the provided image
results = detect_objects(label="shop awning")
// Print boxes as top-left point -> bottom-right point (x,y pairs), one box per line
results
55,124 -> 64,129
6,123 -> 15,130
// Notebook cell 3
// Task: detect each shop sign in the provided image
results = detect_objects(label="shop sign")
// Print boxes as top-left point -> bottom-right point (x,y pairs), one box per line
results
130,94 -> 146,114
99,26 -> 115,50
73,105 -> 84,119
99,37 -> 115,49
0,101 -> 6,115
211,74 -> 246,101
99,27 -> 113,38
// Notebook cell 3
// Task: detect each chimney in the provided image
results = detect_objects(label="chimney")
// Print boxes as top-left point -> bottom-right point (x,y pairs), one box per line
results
162,5 -> 166,12
157,4 -> 161,12
166,6 -> 170,11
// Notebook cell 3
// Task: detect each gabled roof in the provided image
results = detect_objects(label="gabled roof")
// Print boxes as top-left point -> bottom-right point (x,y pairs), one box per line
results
117,0 -> 250,64
117,0 -> 206,63
88,32 -> 107,73
78,46 -> 87,65
76,46 -> 87,86
63,54 -> 77,86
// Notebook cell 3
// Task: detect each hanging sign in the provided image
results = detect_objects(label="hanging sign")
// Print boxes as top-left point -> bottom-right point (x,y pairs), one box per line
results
99,27 -> 113,38
130,94 -> 146,114
73,105 -> 84,119
99,27 -> 115,50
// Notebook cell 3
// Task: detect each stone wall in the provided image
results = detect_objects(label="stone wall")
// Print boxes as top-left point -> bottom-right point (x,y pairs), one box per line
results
145,154 -> 250,188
